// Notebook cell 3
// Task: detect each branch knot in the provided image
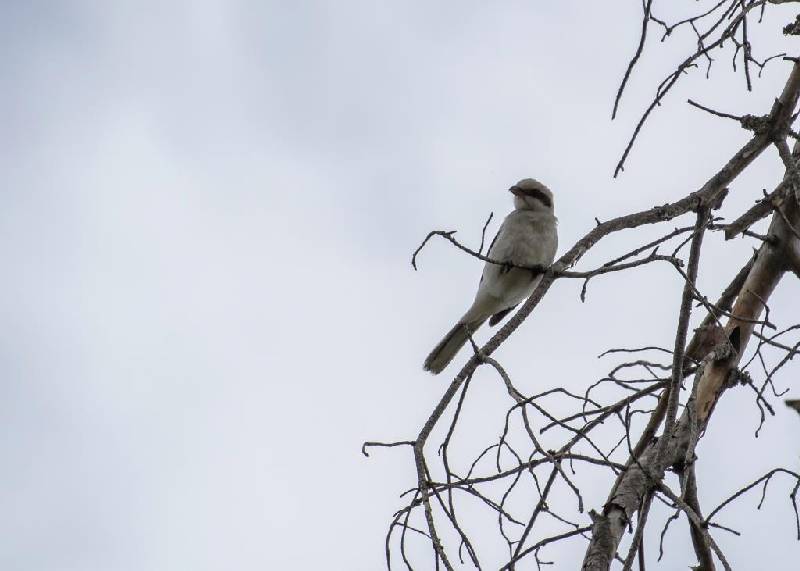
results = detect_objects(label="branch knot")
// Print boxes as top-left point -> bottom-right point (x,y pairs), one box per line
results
740,114 -> 771,134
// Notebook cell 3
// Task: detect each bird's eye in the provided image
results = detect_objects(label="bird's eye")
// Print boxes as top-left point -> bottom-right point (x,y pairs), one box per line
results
509,185 -> 551,207
528,189 -> 552,208
535,192 -> 552,209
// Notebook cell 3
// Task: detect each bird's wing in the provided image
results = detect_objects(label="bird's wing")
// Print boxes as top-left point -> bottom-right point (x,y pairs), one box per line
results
486,224 -> 504,258
479,223 -> 506,286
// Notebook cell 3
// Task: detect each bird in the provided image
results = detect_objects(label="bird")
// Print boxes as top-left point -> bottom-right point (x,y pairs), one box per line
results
423,178 -> 559,374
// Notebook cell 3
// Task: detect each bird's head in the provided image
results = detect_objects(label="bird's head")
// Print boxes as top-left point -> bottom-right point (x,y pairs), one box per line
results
509,178 -> 554,213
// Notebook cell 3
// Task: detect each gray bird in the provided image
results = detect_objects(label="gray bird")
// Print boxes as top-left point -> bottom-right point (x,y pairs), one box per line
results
423,178 -> 559,374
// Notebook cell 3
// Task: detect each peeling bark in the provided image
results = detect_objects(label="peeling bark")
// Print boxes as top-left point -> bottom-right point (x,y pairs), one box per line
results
582,60 -> 800,570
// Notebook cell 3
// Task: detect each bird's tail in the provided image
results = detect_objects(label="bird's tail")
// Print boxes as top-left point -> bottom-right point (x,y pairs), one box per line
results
423,316 -> 487,374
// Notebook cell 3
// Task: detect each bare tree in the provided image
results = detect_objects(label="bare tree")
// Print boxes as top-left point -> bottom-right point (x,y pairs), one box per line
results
367,2 -> 800,569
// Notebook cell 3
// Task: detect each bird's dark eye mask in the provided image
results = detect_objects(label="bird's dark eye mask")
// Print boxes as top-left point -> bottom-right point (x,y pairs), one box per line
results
509,186 -> 552,209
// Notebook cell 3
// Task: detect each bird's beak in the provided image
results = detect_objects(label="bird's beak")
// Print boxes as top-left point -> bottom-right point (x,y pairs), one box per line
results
509,186 -> 524,196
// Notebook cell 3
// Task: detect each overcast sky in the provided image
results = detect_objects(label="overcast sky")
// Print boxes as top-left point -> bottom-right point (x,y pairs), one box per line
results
2,1 -> 800,570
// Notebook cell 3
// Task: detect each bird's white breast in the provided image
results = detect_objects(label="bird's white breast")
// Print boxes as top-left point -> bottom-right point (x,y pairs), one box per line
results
474,210 -> 558,306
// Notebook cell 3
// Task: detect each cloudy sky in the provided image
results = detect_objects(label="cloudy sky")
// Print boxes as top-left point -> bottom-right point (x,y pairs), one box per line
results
2,1 -> 800,570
